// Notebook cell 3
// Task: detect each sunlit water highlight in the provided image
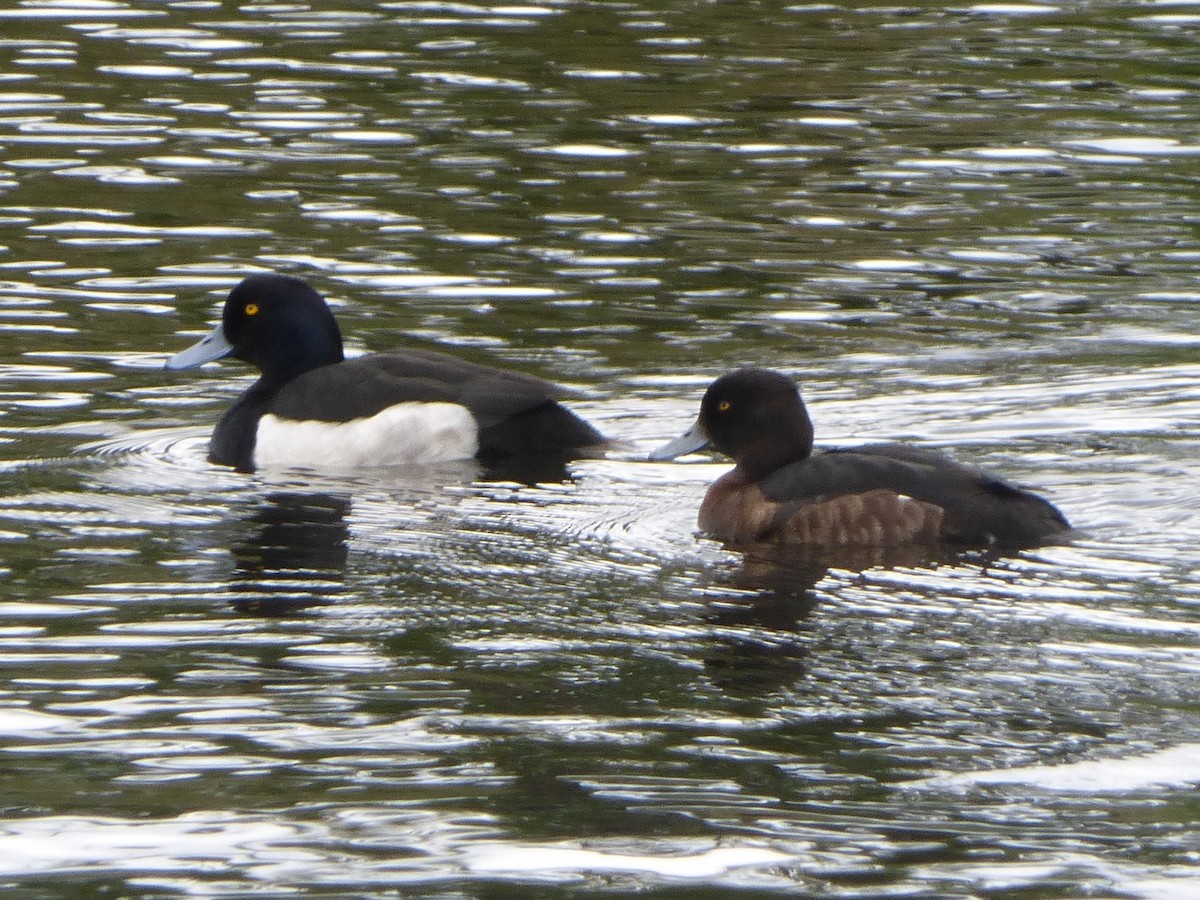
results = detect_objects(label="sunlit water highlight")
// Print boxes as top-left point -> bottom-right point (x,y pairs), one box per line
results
0,1 -> 1198,897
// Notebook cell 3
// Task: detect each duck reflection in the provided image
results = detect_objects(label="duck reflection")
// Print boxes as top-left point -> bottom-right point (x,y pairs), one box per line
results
478,452 -> 589,488
229,491 -> 352,615
700,542 -> 970,692
698,547 -> 826,693
225,457 -> 586,617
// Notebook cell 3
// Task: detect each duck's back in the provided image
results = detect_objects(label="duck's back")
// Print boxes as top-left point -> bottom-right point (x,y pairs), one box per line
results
758,443 -> 1069,548
269,350 -> 559,422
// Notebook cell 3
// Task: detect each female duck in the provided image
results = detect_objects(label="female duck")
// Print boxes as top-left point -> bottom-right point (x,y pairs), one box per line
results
166,273 -> 605,472
651,368 -> 1069,549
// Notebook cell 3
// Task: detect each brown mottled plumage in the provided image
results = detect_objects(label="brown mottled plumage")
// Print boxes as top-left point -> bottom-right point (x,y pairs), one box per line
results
700,476 -> 944,547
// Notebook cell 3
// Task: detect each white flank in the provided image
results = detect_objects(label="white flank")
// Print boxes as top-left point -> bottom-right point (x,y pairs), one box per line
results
254,402 -> 479,471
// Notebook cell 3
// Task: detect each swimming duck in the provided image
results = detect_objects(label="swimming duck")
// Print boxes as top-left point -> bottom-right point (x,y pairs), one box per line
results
166,273 -> 605,472
650,368 -> 1069,549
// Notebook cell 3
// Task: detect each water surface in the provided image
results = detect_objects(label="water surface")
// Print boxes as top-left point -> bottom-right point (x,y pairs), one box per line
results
2,1 -> 1200,896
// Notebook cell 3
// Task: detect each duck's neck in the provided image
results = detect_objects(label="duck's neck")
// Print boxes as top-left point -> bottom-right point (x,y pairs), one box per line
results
733,412 -> 813,481
254,330 -> 344,388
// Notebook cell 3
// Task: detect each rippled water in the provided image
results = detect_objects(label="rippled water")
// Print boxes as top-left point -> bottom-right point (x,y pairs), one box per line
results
2,1 -> 1200,896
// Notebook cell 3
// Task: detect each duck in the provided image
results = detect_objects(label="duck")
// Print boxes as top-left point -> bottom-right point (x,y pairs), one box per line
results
165,273 -> 605,473
650,368 -> 1070,549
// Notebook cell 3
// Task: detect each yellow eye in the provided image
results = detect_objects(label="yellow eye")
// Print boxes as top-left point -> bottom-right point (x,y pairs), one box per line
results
244,303 -> 259,316
717,400 -> 731,412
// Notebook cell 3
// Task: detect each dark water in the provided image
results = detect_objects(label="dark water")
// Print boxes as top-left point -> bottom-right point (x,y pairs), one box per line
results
2,1 -> 1200,896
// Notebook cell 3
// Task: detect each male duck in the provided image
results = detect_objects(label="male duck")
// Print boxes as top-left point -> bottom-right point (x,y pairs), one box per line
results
166,273 -> 605,472
651,368 -> 1070,549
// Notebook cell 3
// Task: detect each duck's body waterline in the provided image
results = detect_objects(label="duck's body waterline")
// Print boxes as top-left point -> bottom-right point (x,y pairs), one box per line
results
166,274 -> 605,473
653,369 -> 1070,549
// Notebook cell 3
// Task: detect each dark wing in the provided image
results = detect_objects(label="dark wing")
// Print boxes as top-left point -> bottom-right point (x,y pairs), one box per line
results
266,349 -> 603,459
266,349 -> 563,426
759,443 -> 1069,547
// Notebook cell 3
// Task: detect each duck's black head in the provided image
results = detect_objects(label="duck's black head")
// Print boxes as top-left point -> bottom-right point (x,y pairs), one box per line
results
698,368 -> 815,478
166,273 -> 346,384
222,274 -> 344,383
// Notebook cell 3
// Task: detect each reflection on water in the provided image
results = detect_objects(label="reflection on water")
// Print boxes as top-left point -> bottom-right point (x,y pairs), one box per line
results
230,492 -> 352,615
0,0 -> 1199,896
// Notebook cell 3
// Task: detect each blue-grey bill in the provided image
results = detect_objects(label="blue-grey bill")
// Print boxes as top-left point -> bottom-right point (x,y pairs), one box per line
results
165,322 -> 234,370
648,421 -> 709,461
